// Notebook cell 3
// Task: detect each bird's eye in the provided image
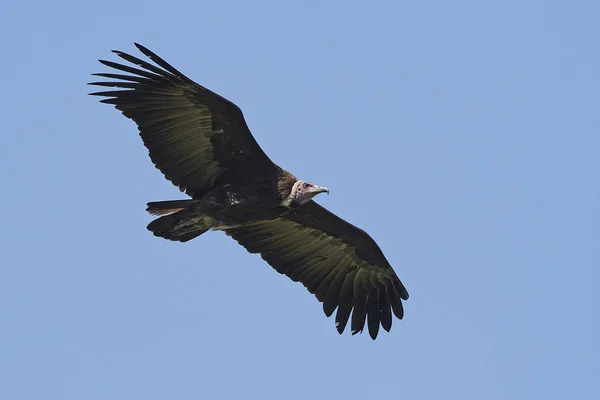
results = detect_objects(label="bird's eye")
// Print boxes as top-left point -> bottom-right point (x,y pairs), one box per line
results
303,182 -> 310,189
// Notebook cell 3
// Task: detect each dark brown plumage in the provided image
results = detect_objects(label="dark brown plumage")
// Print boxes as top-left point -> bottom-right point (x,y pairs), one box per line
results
90,43 -> 409,339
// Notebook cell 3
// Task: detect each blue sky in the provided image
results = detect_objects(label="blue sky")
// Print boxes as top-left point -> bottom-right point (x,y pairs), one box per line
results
1,1 -> 598,399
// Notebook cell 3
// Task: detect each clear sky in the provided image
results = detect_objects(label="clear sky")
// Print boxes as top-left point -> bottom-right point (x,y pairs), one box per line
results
1,1 -> 598,399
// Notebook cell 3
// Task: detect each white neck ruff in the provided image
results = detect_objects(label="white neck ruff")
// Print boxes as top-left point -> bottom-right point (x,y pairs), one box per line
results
279,180 -> 302,207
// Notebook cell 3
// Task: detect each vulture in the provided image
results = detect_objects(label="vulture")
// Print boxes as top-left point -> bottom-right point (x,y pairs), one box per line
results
89,43 -> 409,339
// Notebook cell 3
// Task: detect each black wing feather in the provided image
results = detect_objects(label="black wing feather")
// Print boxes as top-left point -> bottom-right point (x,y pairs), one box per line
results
335,270 -> 358,334
367,293 -> 381,340
134,43 -> 189,79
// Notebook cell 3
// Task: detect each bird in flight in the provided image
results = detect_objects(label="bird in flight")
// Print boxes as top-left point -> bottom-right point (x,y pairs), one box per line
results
89,43 -> 409,339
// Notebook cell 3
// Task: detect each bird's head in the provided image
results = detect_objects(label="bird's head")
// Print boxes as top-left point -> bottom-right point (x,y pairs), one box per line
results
280,180 -> 329,207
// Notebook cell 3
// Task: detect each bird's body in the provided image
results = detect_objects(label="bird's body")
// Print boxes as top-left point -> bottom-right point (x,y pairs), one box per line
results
147,174 -> 289,241
90,43 -> 409,339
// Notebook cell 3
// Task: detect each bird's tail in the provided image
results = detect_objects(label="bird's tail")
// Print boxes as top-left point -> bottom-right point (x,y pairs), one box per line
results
146,200 -> 198,216
146,200 -> 212,242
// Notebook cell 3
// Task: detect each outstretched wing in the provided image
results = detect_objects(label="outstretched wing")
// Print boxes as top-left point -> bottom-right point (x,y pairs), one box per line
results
89,43 -> 275,198
225,201 -> 408,339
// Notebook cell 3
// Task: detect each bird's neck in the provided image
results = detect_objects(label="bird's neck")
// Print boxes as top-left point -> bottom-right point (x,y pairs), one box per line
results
277,170 -> 298,201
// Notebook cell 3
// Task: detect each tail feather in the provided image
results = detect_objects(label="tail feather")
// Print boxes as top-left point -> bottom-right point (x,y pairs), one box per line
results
146,200 -> 211,242
146,199 -> 199,216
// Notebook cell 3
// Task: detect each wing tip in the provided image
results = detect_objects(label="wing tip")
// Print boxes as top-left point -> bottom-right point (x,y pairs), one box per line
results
134,42 -> 147,52
351,328 -> 363,336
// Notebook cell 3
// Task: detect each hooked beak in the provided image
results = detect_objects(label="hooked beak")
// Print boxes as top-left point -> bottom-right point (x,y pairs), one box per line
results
312,185 -> 329,195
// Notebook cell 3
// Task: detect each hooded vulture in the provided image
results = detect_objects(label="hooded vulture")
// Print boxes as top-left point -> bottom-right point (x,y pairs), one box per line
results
90,43 -> 409,339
